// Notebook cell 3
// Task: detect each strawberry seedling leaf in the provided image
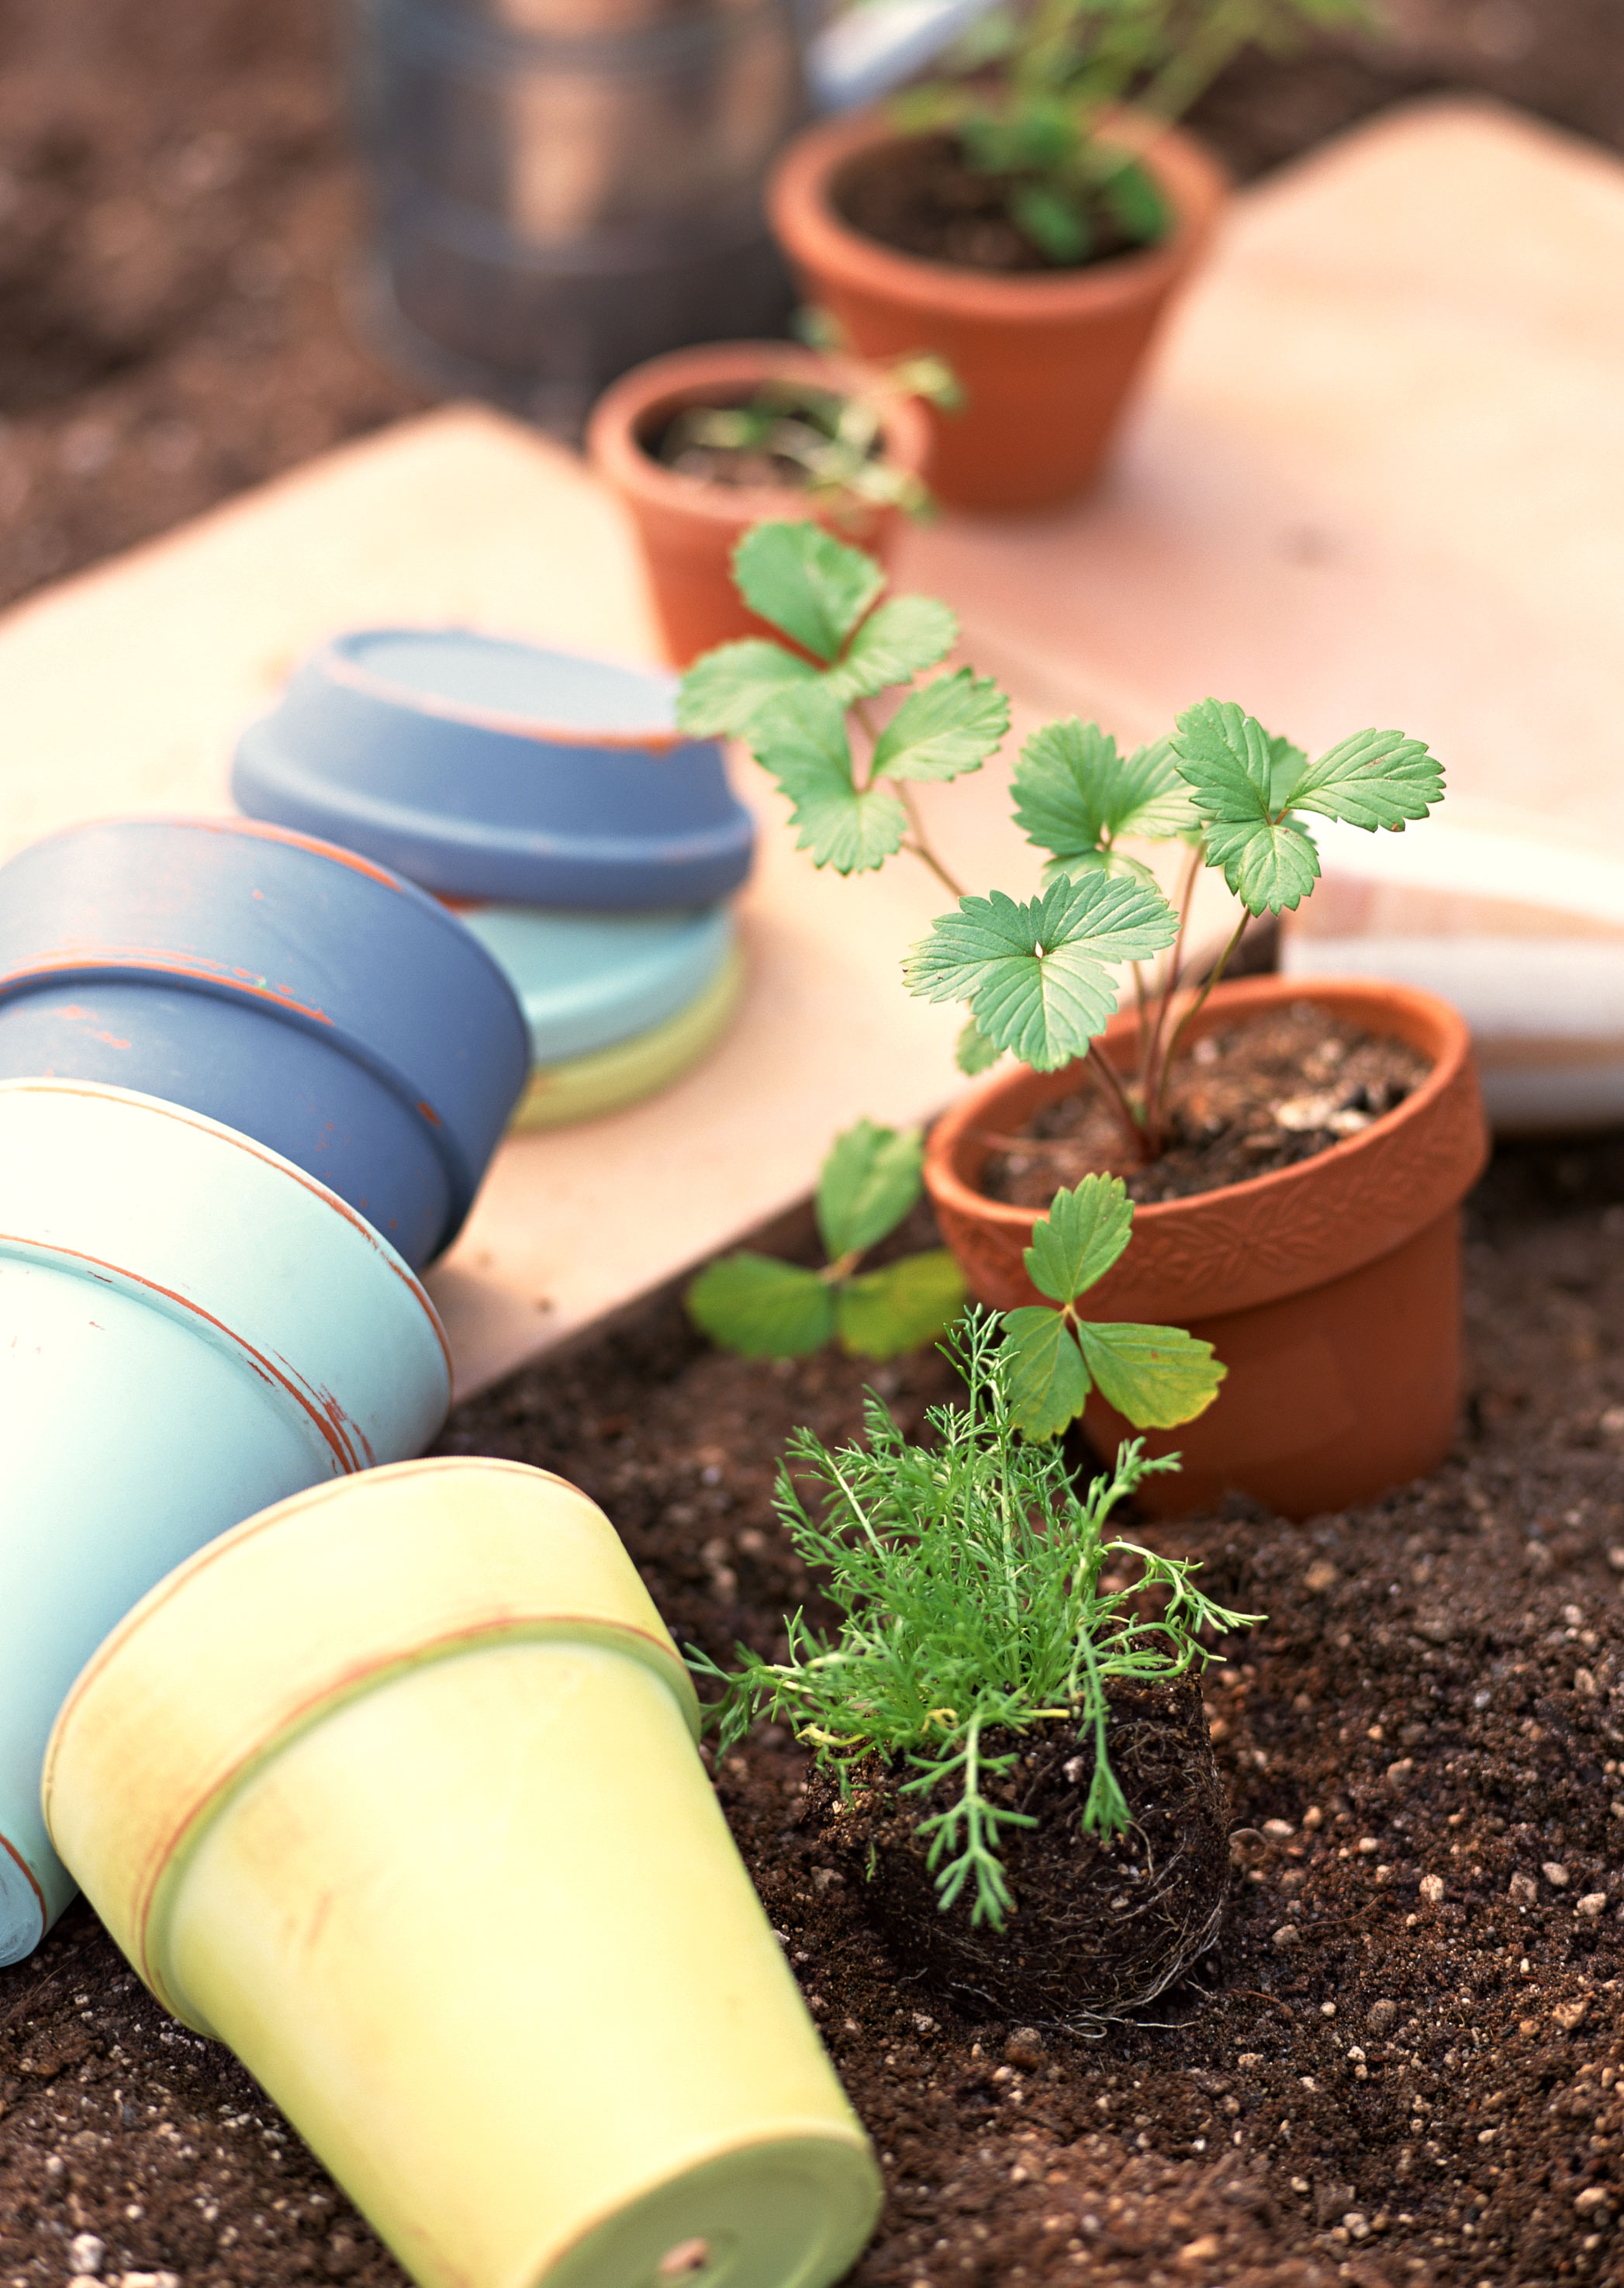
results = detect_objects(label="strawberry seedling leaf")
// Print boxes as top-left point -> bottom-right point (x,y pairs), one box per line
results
1073,1317 -> 1225,1428
752,683 -> 908,873
1289,726 -> 1445,831
999,1305 -> 1092,1440
676,639 -> 819,737
904,872 -> 1178,1071
1013,721 -> 1199,873
824,594 -> 959,703
955,1017 -> 1001,1075
817,1118 -> 925,1260
835,1249 -> 967,1360
686,1254 -> 837,1357
1172,699 -> 1322,913
872,669 -> 1011,784
1023,1176 -> 1135,1305
733,521 -> 884,662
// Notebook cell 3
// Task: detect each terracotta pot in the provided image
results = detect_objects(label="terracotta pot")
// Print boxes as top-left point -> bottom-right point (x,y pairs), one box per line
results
587,340 -> 933,663
924,977 -> 1490,1521
765,109 -> 1228,512
45,1459 -> 882,2288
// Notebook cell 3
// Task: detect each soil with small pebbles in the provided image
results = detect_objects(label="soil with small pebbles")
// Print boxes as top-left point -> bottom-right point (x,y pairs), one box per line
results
6,1134 -> 1624,2286
980,1005 -> 1433,1209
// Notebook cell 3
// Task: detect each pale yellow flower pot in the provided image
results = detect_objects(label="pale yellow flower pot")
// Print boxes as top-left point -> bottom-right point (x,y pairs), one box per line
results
45,1457 -> 881,2288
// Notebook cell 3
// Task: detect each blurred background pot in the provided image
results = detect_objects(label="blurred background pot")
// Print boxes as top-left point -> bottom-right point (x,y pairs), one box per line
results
0,1080 -> 450,1967
0,817 -> 529,1270
924,977 -> 1489,1521
233,627 -> 756,908
510,938 -> 745,1128
587,340 -> 932,662
457,900 -> 735,1063
45,1457 -> 883,2288
765,107 -> 1227,511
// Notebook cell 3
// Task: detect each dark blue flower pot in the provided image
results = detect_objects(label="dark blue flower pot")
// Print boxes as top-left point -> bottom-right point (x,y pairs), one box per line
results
0,818 -> 530,1270
230,627 -> 756,910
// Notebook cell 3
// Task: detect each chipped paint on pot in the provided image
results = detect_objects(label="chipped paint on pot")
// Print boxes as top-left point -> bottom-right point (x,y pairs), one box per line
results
0,1080 -> 451,1967
45,1459 -> 883,2288
232,628 -> 757,909
0,817 -> 530,1268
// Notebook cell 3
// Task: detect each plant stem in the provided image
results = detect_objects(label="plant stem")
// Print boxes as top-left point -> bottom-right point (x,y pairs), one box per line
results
1145,907 -> 1251,1138
897,783 -> 968,900
1086,1040 -> 1145,1159
1139,839 -> 1205,1151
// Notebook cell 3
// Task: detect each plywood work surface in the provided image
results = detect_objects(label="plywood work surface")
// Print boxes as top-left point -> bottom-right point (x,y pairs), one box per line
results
2,96 -> 1622,1398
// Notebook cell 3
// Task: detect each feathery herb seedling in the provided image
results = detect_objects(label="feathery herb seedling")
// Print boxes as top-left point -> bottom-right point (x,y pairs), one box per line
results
690,1313 -> 1256,1927
679,520 -> 1445,1162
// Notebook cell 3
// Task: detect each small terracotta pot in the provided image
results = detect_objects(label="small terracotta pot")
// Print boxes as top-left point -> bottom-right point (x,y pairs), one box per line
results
765,109 -> 1228,512
924,977 -> 1491,1521
587,340 -> 933,664
45,1459 -> 882,2288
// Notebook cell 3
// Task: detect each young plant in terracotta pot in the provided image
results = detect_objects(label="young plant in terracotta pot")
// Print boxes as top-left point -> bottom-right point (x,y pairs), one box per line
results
679,522 -> 1489,1519
766,0 -> 1371,510
587,339 -> 944,664
693,1312 -> 1256,2020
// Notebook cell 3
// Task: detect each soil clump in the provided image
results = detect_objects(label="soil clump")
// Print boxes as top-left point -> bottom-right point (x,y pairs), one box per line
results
982,1004 -> 1432,1208
805,1684 -> 1230,2024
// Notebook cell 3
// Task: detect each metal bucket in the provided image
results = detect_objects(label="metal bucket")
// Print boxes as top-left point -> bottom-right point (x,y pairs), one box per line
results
351,0 -> 808,427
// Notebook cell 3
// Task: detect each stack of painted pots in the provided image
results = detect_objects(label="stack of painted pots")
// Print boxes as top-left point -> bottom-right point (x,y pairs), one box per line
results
232,626 -> 758,1128
0,813 -> 530,1958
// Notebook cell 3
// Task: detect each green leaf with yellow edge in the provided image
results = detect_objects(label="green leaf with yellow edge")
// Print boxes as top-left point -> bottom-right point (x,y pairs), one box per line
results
998,1305 -> 1091,1440
835,1250 -> 966,1360
903,871 -> 1177,1071
676,638 -> 818,737
686,1254 -> 835,1358
1023,1176 -> 1134,1306
732,521 -> 883,663
1073,1318 -> 1225,1429
816,1119 -> 924,1260
872,669 -> 1010,784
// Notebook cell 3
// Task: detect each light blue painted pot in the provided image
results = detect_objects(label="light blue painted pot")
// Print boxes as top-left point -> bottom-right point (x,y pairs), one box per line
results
456,903 -> 734,1065
0,817 -> 530,1270
230,628 -> 756,911
0,1080 -> 451,1967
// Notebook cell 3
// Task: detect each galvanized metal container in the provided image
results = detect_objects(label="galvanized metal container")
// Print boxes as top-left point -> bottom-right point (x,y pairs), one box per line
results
351,0 -> 807,425
0,1080 -> 451,1965
0,817 -> 530,1269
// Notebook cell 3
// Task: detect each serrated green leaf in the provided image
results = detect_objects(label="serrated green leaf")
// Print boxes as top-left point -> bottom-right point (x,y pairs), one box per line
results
686,1253 -> 836,1358
955,1017 -> 1001,1076
872,669 -> 1010,784
1023,1175 -> 1134,1306
1289,726 -> 1445,831
903,872 -> 1178,1071
999,1305 -> 1091,1440
1201,813 -> 1322,912
676,638 -> 819,737
1013,721 -> 1199,869
835,1250 -> 966,1360
1173,700 -> 1323,914
752,682 -> 908,873
1073,1318 -> 1225,1429
824,594 -> 958,703
816,1119 -> 924,1260
733,521 -> 884,662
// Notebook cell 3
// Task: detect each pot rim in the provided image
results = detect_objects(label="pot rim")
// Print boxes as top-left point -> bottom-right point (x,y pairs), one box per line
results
765,105 -> 1228,326
43,1457 -> 696,2023
586,337 -> 935,531
928,965 -> 1491,1236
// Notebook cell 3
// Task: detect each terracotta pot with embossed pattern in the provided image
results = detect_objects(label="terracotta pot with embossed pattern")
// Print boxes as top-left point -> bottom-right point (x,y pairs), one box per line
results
923,977 -> 1489,1522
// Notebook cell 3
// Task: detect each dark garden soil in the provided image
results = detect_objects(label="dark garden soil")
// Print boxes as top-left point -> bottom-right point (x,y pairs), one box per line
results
830,133 -> 1156,274
981,1006 -> 1432,1209
6,1132 -> 1624,2286
2,0 -> 1623,616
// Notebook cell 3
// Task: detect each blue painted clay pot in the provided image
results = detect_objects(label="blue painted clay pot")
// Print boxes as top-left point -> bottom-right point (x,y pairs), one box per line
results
456,902 -> 734,1066
231,628 -> 756,910
0,817 -> 530,1269
0,1080 -> 451,1966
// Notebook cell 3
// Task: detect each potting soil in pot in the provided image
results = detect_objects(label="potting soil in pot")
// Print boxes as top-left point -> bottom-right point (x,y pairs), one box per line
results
5,1139 -> 1624,2285
982,1001 -> 1433,1209
831,133 -> 1163,274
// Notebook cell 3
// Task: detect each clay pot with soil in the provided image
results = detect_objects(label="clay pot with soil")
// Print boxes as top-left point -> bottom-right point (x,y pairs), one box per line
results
925,974 -> 1490,1521
0,1078 -> 451,1966
45,1457 -> 883,2288
765,109 -> 1227,511
587,340 -> 933,662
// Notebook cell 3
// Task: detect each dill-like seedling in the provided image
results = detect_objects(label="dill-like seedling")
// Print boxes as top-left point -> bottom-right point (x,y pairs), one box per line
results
690,1312 -> 1257,1928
